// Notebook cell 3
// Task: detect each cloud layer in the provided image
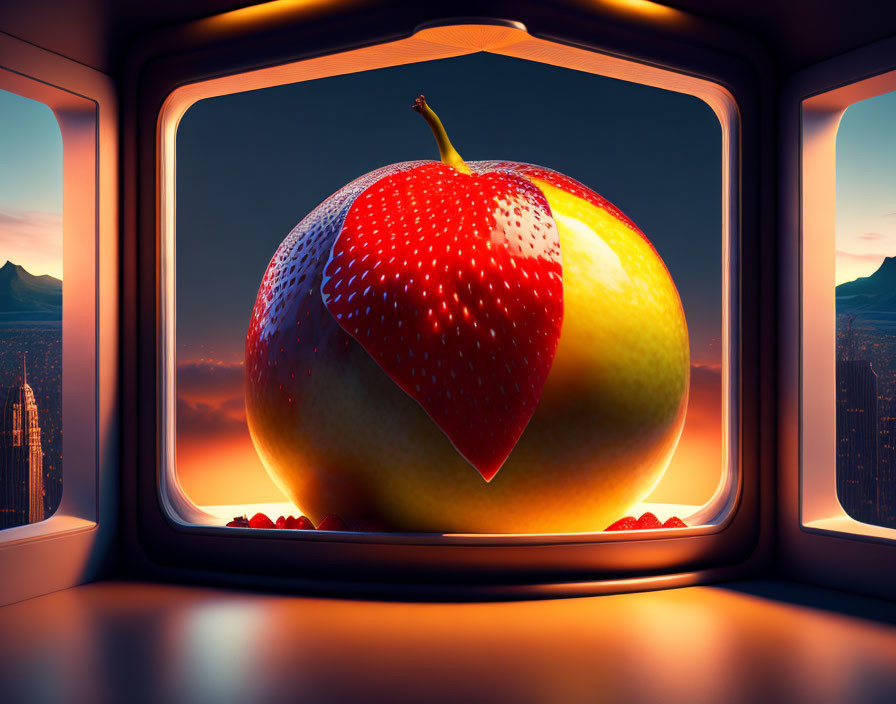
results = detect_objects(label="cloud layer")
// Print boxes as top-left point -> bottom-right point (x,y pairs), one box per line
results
177,360 -> 248,437
836,249 -> 889,264
177,360 -> 244,403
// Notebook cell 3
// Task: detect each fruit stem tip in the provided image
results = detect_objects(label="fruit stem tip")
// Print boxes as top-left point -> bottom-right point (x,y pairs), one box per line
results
413,95 -> 471,175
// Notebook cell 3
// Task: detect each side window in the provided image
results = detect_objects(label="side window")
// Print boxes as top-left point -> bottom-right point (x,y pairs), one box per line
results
835,88 -> 896,529
0,88 -> 63,530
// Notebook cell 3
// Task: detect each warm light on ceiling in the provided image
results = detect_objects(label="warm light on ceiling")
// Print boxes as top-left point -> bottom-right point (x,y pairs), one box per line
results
593,0 -> 684,22
201,0 -> 353,32
204,0 -> 685,36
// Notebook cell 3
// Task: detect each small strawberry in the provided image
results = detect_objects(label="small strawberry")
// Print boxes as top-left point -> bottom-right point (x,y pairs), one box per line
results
605,516 -> 638,531
285,515 -> 315,530
662,516 -> 687,528
226,516 -> 250,528
248,512 -> 276,529
275,515 -> 287,529
322,155 -> 563,482
636,512 -> 662,529
317,513 -> 349,531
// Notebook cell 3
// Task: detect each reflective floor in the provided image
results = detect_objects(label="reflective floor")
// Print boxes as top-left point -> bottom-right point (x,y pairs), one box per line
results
1,579 -> 895,703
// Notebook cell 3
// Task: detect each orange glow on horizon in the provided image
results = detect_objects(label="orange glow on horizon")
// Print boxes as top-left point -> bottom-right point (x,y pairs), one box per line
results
177,426 -> 283,506
176,362 -> 722,513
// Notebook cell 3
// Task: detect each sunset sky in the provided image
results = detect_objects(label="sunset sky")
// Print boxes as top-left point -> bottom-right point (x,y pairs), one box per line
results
174,52 -> 725,510
835,89 -> 896,285
0,88 -> 63,280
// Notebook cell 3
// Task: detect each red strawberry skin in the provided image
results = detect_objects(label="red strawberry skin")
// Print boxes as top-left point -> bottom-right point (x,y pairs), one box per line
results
605,516 -> 638,531
248,512 -> 275,529
322,163 -> 563,481
290,515 -> 315,530
636,512 -> 663,530
605,513 -> 687,531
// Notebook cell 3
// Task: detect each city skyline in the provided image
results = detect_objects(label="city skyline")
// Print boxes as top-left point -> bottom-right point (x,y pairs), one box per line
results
836,256 -> 896,529
835,339 -> 896,528
0,334 -> 63,527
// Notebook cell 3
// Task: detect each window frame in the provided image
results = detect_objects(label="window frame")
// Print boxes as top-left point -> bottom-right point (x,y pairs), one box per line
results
126,12 -> 770,596
802,69 -> 896,543
0,32 -> 117,607
780,32 -> 896,599
159,22 -> 738,534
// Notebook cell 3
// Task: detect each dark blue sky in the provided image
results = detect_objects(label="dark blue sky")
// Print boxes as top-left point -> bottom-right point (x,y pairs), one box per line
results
176,52 -> 722,365
835,88 -> 896,284
0,88 -> 62,280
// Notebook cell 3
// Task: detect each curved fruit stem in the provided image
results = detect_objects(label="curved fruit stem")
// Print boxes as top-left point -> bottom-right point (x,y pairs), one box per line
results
413,95 -> 472,175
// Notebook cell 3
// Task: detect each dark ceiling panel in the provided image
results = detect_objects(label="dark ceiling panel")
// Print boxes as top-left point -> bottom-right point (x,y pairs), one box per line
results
0,0 -> 248,74
1,0 -> 896,78
666,0 -> 896,73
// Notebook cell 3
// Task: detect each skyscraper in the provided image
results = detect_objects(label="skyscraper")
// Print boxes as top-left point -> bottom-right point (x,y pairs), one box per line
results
879,416 -> 896,528
0,356 -> 45,529
836,359 -> 880,525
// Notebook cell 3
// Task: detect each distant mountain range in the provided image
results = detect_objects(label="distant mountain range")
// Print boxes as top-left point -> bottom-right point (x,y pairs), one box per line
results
836,257 -> 896,315
0,261 -> 62,327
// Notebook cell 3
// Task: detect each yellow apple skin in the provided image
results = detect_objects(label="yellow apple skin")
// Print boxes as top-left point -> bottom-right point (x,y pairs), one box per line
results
245,164 -> 689,533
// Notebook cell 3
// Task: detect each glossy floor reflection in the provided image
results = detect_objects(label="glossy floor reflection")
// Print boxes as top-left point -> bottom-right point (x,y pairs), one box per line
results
1,579 -> 895,703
